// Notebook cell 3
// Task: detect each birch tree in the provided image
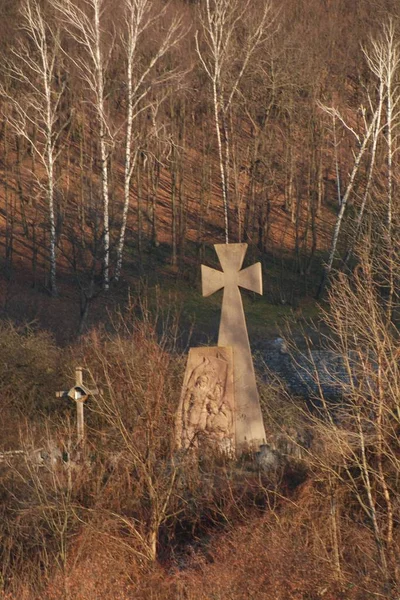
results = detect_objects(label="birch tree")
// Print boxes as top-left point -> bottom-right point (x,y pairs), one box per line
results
318,23 -> 400,298
363,21 -> 400,318
368,20 -> 400,236
114,0 -> 184,281
0,0 -> 65,296
195,0 -> 275,243
341,32 -> 387,270
51,0 -> 114,290
316,103 -> 379,298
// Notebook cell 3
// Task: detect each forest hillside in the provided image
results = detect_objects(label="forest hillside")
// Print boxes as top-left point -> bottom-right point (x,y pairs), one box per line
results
1,0 -> 400,598
0,0 -> 394,335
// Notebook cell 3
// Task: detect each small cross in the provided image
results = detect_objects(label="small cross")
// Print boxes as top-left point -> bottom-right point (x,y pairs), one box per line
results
56,366 -> 98,446
201,243 -> 266,451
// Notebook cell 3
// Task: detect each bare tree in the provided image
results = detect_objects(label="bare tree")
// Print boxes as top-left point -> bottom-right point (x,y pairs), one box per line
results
304,245 -> 400,585
51,0 -> 114,291
114,0 -> 184,281
0,0 -> 66,296
316,103 -> 380,298
366,20 -> 400,235
195,0 -> 275,243
318,23 -> 400,298
85,313 -> 184,562
363,21 -> 400,319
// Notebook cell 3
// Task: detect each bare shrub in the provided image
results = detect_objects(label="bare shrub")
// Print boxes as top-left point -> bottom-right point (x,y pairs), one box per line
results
0,322 -> 66,448
292,245 -> 400,593
72,308 -> 186,563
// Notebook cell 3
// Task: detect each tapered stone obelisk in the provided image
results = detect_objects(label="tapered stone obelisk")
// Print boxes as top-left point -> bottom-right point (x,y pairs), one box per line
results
201,243 -> 266,452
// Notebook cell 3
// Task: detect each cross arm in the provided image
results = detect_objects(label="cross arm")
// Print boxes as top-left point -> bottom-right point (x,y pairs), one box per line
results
56,386 -> 99,401
201,265 -> 225,297
238,263 -> 262,295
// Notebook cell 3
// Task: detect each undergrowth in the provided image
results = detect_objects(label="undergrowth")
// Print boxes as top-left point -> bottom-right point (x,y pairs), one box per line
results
1,263 -> 400,599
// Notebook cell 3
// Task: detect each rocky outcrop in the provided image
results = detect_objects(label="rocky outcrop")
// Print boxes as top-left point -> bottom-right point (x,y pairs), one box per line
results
255,338 -> 354,400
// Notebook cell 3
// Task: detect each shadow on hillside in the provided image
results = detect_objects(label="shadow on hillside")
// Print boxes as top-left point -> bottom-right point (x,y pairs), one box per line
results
0,233 -> 326,346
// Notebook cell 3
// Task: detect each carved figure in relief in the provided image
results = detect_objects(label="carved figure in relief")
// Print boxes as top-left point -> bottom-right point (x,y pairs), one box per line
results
178,351 -> 234,451
184,372 -> 212,444
206,382 -> 231,437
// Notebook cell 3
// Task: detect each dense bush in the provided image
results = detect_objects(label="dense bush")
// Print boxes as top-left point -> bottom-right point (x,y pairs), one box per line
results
0,322 -> 68,449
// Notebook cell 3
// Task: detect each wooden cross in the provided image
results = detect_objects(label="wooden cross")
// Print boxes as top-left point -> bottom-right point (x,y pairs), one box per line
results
56,366 -> 98,446
201,243 -> 266,451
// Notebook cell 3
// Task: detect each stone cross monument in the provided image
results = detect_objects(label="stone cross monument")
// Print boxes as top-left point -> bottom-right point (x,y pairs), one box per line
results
201,243 -> 266,452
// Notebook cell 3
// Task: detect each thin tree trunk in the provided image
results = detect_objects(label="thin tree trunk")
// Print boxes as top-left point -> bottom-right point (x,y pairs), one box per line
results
329,475 -> 342,581
245,136 -> 259,243
93,1 -> 111,290
317,152 -> 324,216
79,124 -> 86,248
4,119 -> 14,279
171,144 -> 178,267
386,49 -> 395,322
356,411 -> 389,577
344,78 -> 384,267
333,115 -> 342,206
317,108 -> 379,298
44,55 -> 58,297
15,135 -> 29,239
115,20 -> 136,282
137,157 -> 143,261
150,158 -> 160,248
178,151 -> 186,265
213,80 -> 229,243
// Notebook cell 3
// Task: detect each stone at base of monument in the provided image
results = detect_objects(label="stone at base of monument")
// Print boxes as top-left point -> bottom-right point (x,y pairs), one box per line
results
176,347 -> 235,455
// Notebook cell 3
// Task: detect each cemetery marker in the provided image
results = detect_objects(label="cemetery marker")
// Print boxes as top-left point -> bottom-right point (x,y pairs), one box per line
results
56,366 -> 98,445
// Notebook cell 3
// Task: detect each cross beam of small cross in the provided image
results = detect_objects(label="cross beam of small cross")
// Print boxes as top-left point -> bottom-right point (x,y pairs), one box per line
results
201,243 -> 266,451
56,366 -> 98,446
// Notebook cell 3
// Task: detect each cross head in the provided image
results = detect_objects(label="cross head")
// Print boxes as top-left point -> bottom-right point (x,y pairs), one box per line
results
56,366 -> 98,446
201,243 -> 262,299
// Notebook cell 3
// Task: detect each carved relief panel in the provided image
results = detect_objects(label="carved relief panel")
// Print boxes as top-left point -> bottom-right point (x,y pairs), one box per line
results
176,347 -> 234,454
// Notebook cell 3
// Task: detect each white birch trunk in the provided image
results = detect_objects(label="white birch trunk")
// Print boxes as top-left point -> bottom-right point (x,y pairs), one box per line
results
51,0 -> 113,291
332,115 -> 342,206
386,26 -> 395,234
1,0 -> 63,297
213,79 -> 229,243
114,0 -> 184,280
357,83 -> 383,232
384,24 -> 398,321
93,0 -> 110,291
362,21 -> 400,316
196,0 -> 274,245
318,108 -> 379,296
344,77 -> 384,270
43,34 -> 58,297
115,0 -> 140,282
